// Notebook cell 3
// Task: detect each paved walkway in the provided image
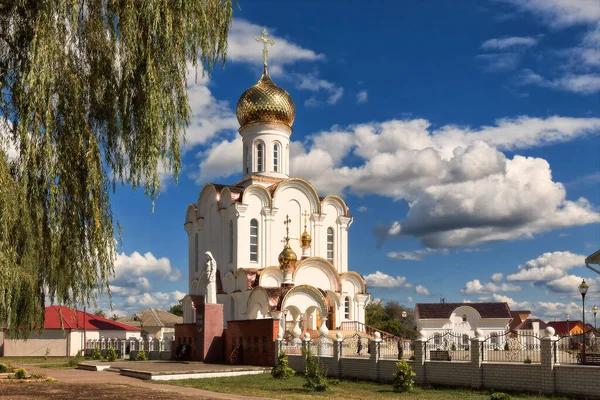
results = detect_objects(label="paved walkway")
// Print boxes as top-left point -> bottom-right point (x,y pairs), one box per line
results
20,365 -> 274,400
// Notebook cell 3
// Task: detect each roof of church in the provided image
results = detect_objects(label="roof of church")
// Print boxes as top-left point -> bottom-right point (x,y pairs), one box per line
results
415,302 -> 512,319
117,308 -> 182,328
43,306 -> 140,331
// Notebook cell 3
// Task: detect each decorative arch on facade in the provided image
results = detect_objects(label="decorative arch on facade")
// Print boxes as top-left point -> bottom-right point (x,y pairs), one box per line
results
321,195 -> 350,217
271,178 -> 321,215
185,204 -> 197,226
246,287 -> 271,319
451,306 -> 482,325
222,271 -> 235,294
235,269 -> 250,292
239,184 -> 272,209
219,187 -> 235,209
181,296 -> 195,323
280,284 -> 327,317
293,257 -> 342,292
196,184 -> 219,217
340,271 -> 367,294
259,266 -> 283,288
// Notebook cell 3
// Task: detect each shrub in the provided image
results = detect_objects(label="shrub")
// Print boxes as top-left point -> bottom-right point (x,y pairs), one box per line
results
409,354 -> 416,361
44,347 -> 51,360
302,347 -> 328,392
491,392 -> 511,400
272,352 -> 295,379
392,360 -> 415,393
504,342 -> 509,351
106,346 -> 118,362
91,346 -> 102,360
451,343 -> 457,351
136,350 -> 148,361
0,363 -> 8,373
13,368 -> 27,379
524,357 -> 532,364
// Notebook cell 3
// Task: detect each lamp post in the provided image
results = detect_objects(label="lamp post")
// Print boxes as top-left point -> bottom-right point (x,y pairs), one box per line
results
579,279 -> 589,362
593,304 -> 598,330
566,313 -> 570,336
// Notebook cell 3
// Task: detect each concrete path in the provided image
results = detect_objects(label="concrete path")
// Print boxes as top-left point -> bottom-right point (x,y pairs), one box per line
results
21,365 -> 274,400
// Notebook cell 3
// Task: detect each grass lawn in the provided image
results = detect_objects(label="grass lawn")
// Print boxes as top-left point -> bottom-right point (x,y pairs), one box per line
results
0,356 -> 82,369
157,373 -> 569,400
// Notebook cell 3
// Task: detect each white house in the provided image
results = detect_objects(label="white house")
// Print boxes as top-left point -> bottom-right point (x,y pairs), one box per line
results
2,306 -> 140,357
181,36 -> 368,337
415,302 -> 513,346
117,308 -> 182,340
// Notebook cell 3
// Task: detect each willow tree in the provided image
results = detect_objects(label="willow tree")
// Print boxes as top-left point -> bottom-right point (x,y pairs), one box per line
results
0,0 -> 234,336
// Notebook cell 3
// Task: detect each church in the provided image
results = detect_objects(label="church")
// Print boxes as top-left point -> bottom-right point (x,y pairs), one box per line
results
181,30 -> 368,340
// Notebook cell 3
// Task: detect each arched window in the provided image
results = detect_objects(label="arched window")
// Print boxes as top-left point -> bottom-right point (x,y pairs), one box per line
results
433,332 -> 442,346
344,296 -> 351,320
273,143 -> 279,172
229,220 -> 234,263
194,232 -> 199,272
256,143 -> 264,172
250,219 -> 258,262
243,145 -> 249,175
462,314 -> 467,322
326,227 -> 334,263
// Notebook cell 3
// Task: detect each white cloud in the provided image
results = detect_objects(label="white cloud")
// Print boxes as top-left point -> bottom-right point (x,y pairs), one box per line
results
195,137 -> 242,183
364,271 -> 408,288
125,290 -> 184,307
357,206 -> 368,212
407,296 -> 413,303
387,248 -> 448,261
519,69 -> 600,95
415,285 -> 430,296
507,266 -> 566,282
491,273 -> 504,282
356,90 -> 368,104
292,73 -> 344,106
503,0 -> 600,28
112,251 -> 182,291
481,36 -> 539,50
462,279 -> 521,294
518,251 -> 585,271
492,293 -> 529,309
476,53 -> 522,72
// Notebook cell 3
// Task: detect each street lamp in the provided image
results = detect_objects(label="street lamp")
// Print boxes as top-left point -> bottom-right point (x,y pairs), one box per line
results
593,305 -> 598,330
579,279 -> 589,361
566,313 -> 570,336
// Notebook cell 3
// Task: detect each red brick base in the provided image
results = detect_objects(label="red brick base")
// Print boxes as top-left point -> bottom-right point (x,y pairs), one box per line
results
223,319 -> 279,367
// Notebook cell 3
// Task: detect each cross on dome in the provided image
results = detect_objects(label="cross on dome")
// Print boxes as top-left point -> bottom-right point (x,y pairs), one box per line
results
255,28 -> 275,68
283,214 -> 292,242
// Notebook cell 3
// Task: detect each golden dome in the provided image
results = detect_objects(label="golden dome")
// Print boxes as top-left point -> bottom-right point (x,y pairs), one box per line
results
236,67 -> 296,128
278,242 -> 298,270
300,230 -> 312,249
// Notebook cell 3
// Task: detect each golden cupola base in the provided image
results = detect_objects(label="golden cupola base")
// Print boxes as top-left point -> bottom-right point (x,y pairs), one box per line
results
300,210 -> 312,259
279,215 -> 297,286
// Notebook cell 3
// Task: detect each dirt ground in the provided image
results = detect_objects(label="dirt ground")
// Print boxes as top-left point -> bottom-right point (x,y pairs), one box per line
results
0,382 -> 195,400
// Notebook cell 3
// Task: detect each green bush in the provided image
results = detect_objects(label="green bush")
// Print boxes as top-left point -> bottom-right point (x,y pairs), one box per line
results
14,368 -> 27,379
302,347 -> 328,392
491,392 -> 511,400
504,342 -> 509,351
524,357 -> 532,364
271,352 -> 295,379
106,346 -> 118,362
392,360 -> 415,393
451,343 -> 457,351
136,350 -> 148,361
91,346 -> 102,360
0,363 -> 8,373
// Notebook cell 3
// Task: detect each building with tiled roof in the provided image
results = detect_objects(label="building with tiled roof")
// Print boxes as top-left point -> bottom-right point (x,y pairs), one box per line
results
415,302 -> 513,341
547,320 -> 584,336
117,308 -> 182,340
1,306 -> 140,357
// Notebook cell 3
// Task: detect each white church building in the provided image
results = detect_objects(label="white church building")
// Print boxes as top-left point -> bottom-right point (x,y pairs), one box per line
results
181,30 -> 368,338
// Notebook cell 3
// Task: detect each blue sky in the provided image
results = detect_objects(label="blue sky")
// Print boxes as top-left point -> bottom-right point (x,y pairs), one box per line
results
102,0 -> 600,323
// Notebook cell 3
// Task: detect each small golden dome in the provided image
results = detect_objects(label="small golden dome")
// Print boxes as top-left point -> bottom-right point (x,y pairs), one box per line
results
278,243 -> 298,268
236,68 -> 296,128
300,230 -> 312,249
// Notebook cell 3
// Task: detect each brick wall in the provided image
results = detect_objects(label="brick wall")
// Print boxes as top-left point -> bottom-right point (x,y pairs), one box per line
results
555,365 -> 600,397
482,363 -> 542,392
224,319 -> 278,367
427,361 -> 472,387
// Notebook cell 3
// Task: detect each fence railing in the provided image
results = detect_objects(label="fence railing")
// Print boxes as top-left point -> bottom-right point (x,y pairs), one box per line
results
85,337 -> 174,358
341,333 -> 371,357
553,332 -> 600,365
338,321 -> 399,339
481,331 -> 540,363
379,336 -> 413,360
425,331 -> 470,361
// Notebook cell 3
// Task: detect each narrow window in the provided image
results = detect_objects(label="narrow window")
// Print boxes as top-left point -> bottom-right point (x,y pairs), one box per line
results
257,143 -> 264,172
194,233 -> 199,272
273,143 -> 279,172
232,336 -> 236,351
344,296 -> 350,320
243,145 -> 249,175
250,219 -> 258,262
327,227 -> 334,263
229,220 -> 234,263
254,336 -> 259,352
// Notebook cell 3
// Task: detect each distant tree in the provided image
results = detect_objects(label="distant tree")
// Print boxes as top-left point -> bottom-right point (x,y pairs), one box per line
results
0,0 -> 234,337
169,304 -> 183,317
366,300 -> 416,339
93,309 -> 107,318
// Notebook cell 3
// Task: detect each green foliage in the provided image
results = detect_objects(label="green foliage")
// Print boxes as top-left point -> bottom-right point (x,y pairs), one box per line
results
94,310 -> 107,318
451,342 -> 457,351
491,392 -> 511,400
302,347 -> 329,392
91,346 -> 102,360
0,0 -> 234,337
504,342 -> 510,351
0,363 -> 8,372
13,368 -> 27,379
365,300 -> 415,338
392,360 -> 415,393
409,355 -> 416,361
136,350 -> 148,361
106,346 -> 118,362
524,357 -> 532,364
66,350 -> 84,367
271,352 -> 295,379
169,304 -> 184,317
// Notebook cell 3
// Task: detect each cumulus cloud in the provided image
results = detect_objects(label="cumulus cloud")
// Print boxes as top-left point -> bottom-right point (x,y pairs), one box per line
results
125,291 -> 186,307
364,271 -> 409,288
292,73 -> 344,106
415,285 -> 430,296
491,273 -> 504,282
481,36 -> 539,50
519,69 -> 600,95
507,251 -> 585,283
112,251 -> 182,291
492,293 -> 529,309
502,0 -> 600,28
387,248 -> 448,261
462,279 -> 521,294
476,53 -> 522,72
356,90 -> 368,104
357,206 -> 368,212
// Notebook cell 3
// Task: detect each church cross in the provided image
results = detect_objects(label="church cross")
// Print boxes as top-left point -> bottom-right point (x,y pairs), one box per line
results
302,210 -> 310,231
255,28 -> 275,67
283,214 -> 291,241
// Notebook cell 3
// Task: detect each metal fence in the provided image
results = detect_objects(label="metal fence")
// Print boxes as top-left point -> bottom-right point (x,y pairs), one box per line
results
553,332 -> 600,365
425,331 -> 470,361
481,331 -> 540,363
379,336 -> 413,360
341,333 -> 370,357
